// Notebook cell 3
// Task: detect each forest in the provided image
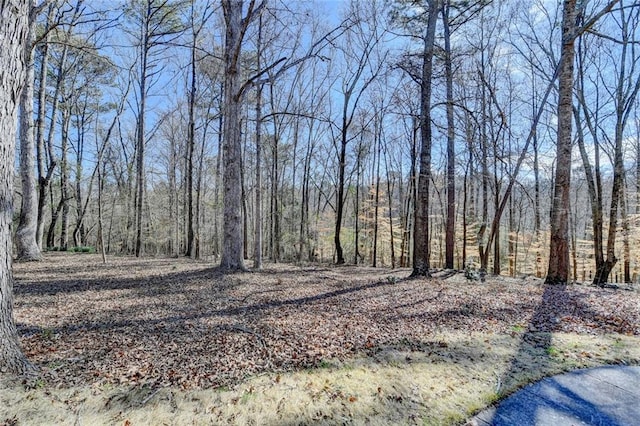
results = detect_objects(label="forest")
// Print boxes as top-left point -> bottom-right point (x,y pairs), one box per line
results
3,0 -> 639,283
2,0 -> 640,423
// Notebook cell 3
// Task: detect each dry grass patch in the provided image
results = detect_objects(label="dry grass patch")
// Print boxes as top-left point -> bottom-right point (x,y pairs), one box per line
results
2,332 -> 638,425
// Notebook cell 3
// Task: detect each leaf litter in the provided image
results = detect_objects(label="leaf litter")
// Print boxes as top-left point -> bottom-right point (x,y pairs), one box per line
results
2,253 -> 640,425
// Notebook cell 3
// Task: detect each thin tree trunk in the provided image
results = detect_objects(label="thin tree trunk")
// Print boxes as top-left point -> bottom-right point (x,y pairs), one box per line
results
406,117 -> 418,268
493,157 -> 500,276
508,195 -> 515,277
213,97 -> 223,257
442,1 -> 455,270
354,141 -> 361,264
532,77 -> 542,278
16,12 -> 41,261
299,120 -> 314,261
254,83 -> 263,268
34,4 -> 54,249
575,103 -> 605,284
462,159 -> 469,270
372,125 -> 381,267
60,107 -> 71,250
46,198 -> 64,248
621,182 -> 630,283
168,132 -> 178,255
478,55 -> 489,276
135,24 -> 148,258
194,100 -> 212,259
334,108 -> 349,265
636,115 -> 640,214
38,25 -> 68,249
253,12 -> 263,269
241,140 -> 248,261
97,155 -> 107,264
532,76 -> 541,235
270,124 -> 280,262
186,26 -> 197,258
384,145 -> 396,269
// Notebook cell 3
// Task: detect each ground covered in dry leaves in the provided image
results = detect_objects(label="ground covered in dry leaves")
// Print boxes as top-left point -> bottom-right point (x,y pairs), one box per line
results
3,253 -> 640,425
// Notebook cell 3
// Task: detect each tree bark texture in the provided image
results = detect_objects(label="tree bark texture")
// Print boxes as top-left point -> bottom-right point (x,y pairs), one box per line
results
220,0 -> 249,271
135,4 -> 149,257
546,0 -> 577,284
412,0 -> 439,276
34,4 -> 53,249
442,1 -> 455,270
1,0 -> 34,376
186,34 -> 197,258
16,9 -> 42,261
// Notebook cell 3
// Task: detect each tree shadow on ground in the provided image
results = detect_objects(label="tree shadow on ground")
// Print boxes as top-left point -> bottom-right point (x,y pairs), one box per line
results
13,260 -> 408,389
12,257 -> 639,419
476,283 -> 628,425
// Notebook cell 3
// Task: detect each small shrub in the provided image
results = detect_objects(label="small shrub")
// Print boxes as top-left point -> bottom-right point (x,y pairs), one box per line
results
69,246 -> 96,254
546,346 -> 560,357
464,262 -> 480,281
40,327 -> 55,341
510,324 -> 525,333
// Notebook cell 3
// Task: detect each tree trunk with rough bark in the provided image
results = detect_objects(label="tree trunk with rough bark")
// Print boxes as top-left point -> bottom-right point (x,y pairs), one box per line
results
34,4 -> 53,249
220,0 -> 255,271
546,0 -> 578,284
442,1 -> 455,270
1,0 -> 35,376
412,0 -> 439,277
60,107 -> 71,250
16,10 -> 41,261
186,30 -> 197,258
252,13 -> 263,269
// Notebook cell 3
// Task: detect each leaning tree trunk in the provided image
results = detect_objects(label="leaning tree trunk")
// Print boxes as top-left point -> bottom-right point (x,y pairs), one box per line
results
1,0 -> 34,376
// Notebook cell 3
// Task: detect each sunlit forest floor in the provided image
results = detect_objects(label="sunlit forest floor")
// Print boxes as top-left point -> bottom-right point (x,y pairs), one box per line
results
2,253 -> 639,425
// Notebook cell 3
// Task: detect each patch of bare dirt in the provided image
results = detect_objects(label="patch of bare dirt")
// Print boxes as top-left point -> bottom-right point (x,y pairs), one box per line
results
12,253 -> 640,390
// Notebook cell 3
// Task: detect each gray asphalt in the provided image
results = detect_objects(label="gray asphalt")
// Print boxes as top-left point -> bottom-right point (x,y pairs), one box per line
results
468,366 -> 640,426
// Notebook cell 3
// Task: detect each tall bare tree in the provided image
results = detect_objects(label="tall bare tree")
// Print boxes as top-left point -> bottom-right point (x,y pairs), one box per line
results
185,0 -> 214,258
545,0 -> 581,284
127,0 -> 184,257
253,11 -> 264,269
332,0 -> 386,265
440,0 -> 489,269
219,0 -> 347,270
219,0 -> 263,271
576,0 -> 640,285
16,0 -> 44,261
412,0 -> 440,276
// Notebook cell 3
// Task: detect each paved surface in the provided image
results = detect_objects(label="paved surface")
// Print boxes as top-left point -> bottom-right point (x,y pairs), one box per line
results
468,366 -> 640,426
